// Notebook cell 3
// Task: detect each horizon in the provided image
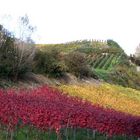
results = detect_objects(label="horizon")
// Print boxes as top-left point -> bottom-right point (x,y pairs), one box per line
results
1,0 -> 140,55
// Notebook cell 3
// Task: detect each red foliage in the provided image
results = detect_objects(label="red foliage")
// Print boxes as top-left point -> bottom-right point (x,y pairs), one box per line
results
0,85 -> 139,137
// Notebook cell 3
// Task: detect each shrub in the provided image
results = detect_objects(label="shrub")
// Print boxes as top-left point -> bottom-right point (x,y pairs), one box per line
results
98,65 -> 140,90
64,52 -> 92,78
34,48 -> 67,77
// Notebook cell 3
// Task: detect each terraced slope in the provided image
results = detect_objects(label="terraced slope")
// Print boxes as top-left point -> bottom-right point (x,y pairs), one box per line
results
88,53 -> 126,70
37,40 -> 126,71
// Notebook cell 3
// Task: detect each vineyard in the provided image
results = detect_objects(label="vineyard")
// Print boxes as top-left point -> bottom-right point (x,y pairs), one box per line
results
60,84 -> 140,116
39,40 -> 127,72
0,85 -> 139,140
88,53 -> 124,70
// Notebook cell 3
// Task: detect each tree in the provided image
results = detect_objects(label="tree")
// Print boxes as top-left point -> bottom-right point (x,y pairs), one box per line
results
64,52 -> 92,78
0,25 -> 16,77
13,15 -> 36,80
0,15 -> 36,80
34,47 -> 67,77
107,39 -> 121,49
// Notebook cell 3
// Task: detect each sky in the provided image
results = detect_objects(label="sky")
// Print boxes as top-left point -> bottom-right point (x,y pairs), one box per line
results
0,0 -> 140,55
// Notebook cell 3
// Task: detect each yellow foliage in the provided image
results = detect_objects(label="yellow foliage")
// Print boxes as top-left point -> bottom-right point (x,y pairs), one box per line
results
59,83 -> 140,116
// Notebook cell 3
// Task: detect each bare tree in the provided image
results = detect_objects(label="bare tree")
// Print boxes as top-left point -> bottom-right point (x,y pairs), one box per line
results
13,15 -> 36,79
0,25 -> 7,48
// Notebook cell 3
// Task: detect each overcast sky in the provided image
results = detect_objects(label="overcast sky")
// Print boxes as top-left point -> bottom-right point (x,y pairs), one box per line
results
0,0 -> 140,54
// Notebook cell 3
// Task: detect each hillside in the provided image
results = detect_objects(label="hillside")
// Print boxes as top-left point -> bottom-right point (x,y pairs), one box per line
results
0,24 -> 140,140
35,39 -> 140,90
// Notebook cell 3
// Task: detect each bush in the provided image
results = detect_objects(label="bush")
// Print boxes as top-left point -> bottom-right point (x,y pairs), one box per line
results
34,48 -> 67,77
0,25 -> 15,78
97,65 -> 140,90
107,39 -> 122,49
64,52 -> 93,78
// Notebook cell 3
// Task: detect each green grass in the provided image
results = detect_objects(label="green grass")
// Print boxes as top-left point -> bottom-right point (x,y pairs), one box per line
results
37,44 -> 81,53
94,69 -> 110,81
0,127 -> 137,140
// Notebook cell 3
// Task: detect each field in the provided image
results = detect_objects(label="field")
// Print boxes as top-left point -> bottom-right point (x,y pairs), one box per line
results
60,83 -> 140,116
0,85 -> 139,140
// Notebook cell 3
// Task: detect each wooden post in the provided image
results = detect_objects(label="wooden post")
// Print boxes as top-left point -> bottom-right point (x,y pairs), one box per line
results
73,128 -> 76,140
87,129 -> 90,139
10,131 -> 14,140
92,130 -> 96,139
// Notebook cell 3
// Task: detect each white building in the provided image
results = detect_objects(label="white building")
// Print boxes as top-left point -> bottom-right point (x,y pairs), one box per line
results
135,44 -> 140,57
137,66 -> 140,72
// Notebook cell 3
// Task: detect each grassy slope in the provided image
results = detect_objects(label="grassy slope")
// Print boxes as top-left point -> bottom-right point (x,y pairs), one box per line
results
59,83 -> 140,116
